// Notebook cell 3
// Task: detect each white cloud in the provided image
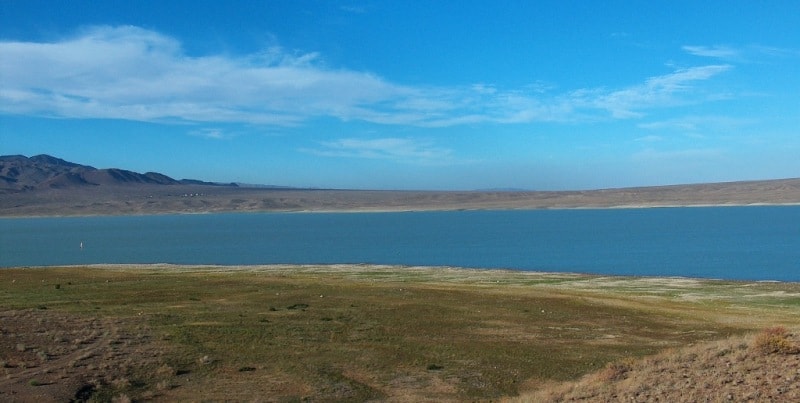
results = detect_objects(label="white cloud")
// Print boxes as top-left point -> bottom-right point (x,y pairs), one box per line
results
0,26 -> 735,127
189,128 -> 234,140
752,45 -> 800,58
684,44 -> 800,62
0,26 -> 404,125
579,65 -> 732,118
638,115 -> 751,132
303,138 -> 453,163
683,45 -> 740,59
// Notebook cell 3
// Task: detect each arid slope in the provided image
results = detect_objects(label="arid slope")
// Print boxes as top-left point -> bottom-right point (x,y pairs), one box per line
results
2,178 -> 800,217
3,154 -> 800,216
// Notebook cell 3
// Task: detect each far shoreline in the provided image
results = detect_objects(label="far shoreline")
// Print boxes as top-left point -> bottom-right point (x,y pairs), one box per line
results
3,201 -> 800,219
3,178 -> 799,217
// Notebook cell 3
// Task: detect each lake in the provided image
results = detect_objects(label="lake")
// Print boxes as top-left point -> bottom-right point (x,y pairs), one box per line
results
2,206 -> 799,281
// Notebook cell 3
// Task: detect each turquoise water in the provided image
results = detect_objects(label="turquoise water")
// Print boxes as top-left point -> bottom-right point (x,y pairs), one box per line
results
2,206 -> 799,281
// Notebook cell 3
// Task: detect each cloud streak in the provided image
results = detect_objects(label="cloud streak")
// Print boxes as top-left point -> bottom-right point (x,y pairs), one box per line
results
0,26 -> 733,127
683,44 -> 800,61
683,45 -> 740,59
576,65 -> 732,118
303,138 -> 453,163
638,115 -> 751,132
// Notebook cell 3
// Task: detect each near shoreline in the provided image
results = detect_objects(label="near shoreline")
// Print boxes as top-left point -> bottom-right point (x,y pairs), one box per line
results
4,202 -> 800,219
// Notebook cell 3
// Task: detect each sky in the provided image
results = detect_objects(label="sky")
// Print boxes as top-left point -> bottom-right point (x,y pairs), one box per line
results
1,1 -> 798,190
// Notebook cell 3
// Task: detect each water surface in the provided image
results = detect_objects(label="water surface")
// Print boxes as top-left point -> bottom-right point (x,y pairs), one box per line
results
2,207 -> 799,281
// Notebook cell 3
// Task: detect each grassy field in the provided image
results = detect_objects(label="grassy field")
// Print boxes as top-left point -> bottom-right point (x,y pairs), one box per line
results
1,265 -> 799,401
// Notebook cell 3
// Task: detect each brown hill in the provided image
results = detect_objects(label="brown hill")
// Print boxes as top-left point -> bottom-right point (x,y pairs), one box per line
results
0,154 -> 85,191
0,154 -> 180,192
0,154 -> 235,194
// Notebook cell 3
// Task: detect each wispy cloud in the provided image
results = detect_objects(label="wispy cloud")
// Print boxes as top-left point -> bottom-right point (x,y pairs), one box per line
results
577,65 -> 732,118
189,128 -> 235,140
683,45 -> 740,59
0,26 -> 735,127
632,147 -> 725,162
684,44 -> 800,61
638,115 -> 751,132
303,137 -> 452,163
752,45 -> 800,58
340,5 -> 368,14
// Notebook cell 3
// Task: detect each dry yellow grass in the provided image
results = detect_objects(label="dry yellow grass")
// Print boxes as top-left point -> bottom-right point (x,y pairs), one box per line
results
512,327 -> 800,402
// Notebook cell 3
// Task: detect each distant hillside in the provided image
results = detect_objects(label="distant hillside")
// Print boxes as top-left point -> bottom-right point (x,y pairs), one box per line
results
0,154 -> 234,193
1,154 -> 799,216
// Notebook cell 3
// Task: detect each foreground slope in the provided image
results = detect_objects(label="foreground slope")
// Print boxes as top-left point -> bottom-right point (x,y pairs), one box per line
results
516,328 -> 800,402
1,265 -> 798,401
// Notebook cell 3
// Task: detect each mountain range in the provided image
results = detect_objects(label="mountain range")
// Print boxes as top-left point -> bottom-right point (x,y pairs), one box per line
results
0,154 -> 234,193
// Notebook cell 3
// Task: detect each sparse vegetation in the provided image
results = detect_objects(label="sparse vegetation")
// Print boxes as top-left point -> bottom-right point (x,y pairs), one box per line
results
513,329 -> 800,402
594,358 -> 636,383
752,326 -> 800,355
1,265 -> 799,401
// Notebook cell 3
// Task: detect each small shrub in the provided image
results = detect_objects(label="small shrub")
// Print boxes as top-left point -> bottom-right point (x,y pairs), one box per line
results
155,363 -> 175,378
427,364 -> 444,371
238,366 -> 256,372
111,377 -> 131,389
29,379 -> 41,386
595,359 -> 635,382
715,348 -> 733,357
752,326 -> 800,355
74,384 -> 96,401
111,394 -> 132,403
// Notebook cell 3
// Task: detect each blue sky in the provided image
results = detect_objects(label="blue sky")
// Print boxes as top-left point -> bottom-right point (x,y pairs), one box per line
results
1,1 -> 798,190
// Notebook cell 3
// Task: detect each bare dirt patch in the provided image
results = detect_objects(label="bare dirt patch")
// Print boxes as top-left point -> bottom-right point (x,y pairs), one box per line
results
0,309 -> 165,402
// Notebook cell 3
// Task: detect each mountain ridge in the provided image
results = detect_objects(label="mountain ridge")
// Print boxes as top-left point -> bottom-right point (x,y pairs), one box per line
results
0,154 -> 236,192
